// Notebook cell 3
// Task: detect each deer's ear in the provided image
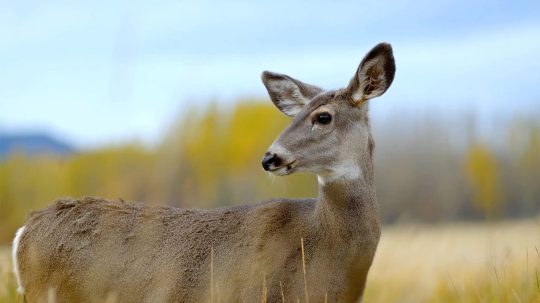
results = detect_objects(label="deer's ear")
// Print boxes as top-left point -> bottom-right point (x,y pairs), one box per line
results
347,43 -> 396,106
261,71 -> 323,117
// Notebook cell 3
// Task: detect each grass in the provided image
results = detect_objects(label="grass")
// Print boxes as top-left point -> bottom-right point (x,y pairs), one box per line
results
364,218 -> 540,303
1,219 -> 539,303
0,246 -> 18,303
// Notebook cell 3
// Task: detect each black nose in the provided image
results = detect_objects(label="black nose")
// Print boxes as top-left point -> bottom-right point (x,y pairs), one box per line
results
262,153 -> 282,171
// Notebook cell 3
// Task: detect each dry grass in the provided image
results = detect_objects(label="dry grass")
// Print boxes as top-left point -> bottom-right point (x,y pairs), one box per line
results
364,218 -> 540,302
1,219 -> 539,303
0,246 -> 18,303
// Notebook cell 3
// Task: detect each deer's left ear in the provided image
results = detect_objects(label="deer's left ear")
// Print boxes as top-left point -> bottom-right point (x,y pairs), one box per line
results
347,43 -> 396,106
261,71 -> 323,117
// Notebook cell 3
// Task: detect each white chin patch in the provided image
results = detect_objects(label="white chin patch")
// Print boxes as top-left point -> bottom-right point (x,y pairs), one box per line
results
318,163 -> 362,185
269,166 -> 290,176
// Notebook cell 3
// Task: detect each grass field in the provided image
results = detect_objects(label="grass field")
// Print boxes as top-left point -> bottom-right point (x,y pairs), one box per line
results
0,219 -> 539,303
365,219 -> 540,302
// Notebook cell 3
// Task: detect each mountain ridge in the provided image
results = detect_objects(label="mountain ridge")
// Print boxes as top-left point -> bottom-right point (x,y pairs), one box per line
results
0,132 -> 74,158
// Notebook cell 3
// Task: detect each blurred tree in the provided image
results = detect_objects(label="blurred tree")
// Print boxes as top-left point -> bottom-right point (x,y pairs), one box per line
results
0,101 -> 538,244
465,143 -> 503,219
518,126 -> 540,210
509,123 -> 540,215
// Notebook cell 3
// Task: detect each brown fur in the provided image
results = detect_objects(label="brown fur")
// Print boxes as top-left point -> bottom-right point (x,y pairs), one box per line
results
15,43 -> 395,303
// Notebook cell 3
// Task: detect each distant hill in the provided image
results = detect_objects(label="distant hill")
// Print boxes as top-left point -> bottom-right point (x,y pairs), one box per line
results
0,133 -> 74,158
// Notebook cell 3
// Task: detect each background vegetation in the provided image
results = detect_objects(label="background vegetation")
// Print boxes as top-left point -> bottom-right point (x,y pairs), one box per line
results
1,100 -> 539,244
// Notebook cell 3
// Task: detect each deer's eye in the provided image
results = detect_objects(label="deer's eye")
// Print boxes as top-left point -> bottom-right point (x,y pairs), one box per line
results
316,112 -> 332,125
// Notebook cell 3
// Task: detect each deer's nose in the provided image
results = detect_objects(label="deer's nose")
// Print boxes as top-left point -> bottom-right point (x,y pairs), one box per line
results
262,153 -> 282,171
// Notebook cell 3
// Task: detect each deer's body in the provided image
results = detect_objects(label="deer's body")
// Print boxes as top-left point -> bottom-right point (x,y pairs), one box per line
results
13,43 -> 395,303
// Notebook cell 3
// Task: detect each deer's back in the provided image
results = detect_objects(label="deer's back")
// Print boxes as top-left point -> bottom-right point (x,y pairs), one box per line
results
17,197 -> 247,302
16,196 -> 317,302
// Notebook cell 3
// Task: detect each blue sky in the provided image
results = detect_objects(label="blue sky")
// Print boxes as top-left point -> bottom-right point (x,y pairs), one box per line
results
1,0 -> 539,147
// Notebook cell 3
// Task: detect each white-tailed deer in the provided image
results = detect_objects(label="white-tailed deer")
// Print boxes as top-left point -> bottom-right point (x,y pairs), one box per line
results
13,43 -> 395,302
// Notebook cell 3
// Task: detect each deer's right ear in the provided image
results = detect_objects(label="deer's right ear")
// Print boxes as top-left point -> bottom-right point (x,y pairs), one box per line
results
261,71 -> 323,117
346,43 -> 396,106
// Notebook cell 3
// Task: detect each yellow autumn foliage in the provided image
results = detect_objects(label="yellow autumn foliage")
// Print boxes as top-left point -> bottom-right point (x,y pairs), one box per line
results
465,143 -> 503,218
0,100 -> 539,244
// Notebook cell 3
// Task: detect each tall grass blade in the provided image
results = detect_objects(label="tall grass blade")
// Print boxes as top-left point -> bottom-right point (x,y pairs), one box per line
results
301,238 -> 309,303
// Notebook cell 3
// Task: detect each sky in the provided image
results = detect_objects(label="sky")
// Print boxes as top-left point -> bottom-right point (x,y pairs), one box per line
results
1,0 -> 539,147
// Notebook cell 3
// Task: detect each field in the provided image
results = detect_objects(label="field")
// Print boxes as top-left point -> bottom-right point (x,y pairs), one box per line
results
0,219 -> 539,303
365,219 -> 540,302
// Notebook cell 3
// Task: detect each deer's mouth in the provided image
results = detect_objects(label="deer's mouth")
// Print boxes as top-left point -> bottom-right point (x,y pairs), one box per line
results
268,160 -> 297,176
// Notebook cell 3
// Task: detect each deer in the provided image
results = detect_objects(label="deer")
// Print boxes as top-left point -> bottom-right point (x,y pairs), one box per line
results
12,42 -> 395,303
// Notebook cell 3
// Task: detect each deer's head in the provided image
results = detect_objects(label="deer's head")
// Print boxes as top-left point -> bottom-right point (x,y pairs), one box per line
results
261,43 -> 395,184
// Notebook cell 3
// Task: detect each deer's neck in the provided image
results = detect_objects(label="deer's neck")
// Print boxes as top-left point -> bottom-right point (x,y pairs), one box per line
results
317,178 -> 377,218
314,129 -> 377,226
314,161 -> 379,237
